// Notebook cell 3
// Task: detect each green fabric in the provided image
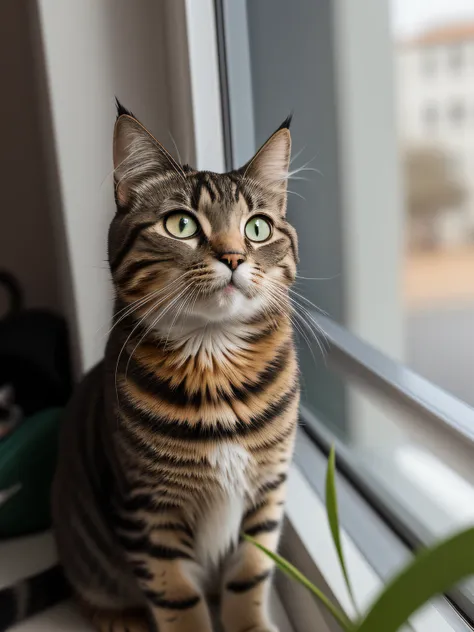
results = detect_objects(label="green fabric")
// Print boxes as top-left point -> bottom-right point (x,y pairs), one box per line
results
0,408 -> 62,538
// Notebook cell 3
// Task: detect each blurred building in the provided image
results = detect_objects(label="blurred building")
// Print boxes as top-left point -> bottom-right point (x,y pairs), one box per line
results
397,22 -> 474,248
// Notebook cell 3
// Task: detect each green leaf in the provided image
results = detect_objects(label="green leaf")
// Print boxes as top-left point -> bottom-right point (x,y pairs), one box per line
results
356,527 -> 474,632
325,445 -> 359,615
243,534 -> 354,631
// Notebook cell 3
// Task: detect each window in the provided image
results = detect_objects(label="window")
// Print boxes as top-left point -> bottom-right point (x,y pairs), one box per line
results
449,101 -> 466,125
217,0 -> 474,628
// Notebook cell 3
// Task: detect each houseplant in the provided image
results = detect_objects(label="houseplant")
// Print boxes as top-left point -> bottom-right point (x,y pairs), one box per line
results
245,447 -> 474,632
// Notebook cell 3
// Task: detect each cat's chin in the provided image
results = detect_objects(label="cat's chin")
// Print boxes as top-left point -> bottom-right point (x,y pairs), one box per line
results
190,286 -> 264,323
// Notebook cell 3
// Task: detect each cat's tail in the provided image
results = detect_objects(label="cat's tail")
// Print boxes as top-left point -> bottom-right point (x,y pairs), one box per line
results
0,564 -> 71,631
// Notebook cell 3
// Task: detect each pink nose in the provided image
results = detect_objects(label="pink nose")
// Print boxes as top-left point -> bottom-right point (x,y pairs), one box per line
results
220,253 -> 246,271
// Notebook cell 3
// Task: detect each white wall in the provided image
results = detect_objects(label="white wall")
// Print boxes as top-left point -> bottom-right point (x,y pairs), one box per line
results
35,0 -> 194,373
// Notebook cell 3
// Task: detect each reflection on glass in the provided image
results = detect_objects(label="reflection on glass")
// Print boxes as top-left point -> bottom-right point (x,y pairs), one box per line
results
393,1 -> 474,406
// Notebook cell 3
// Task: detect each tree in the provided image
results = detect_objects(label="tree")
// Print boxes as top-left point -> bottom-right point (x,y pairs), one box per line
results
403,146 -> 466,248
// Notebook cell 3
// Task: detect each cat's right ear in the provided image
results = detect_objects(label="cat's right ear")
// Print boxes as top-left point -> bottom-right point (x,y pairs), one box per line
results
113,99 -> 183,206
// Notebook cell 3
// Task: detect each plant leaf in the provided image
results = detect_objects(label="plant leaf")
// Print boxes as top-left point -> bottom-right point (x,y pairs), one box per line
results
243,534 -> 353,631
325,445 -> 359,615
356,527 -> 474,632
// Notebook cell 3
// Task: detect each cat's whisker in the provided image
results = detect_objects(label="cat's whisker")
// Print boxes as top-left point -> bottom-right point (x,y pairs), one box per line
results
168,130 -> 183,165
271,277 -> 329,317
114,280 -> 188,405
163,286 -> 197,350
103,272 -> 191,337
261,287 -> 318,365
295,273 -> 340,282
292,302 -> 329,359
287,190 -> 306,201
289,146 -> 306,166
99,289 -> 161,337
123,283 -> 192,380
264,282 -> 328,361
287,155 -> 323,178
289,289 -> 329,319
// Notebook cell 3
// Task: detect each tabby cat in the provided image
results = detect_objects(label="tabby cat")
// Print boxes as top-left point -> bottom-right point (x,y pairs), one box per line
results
0,103 -> 300,632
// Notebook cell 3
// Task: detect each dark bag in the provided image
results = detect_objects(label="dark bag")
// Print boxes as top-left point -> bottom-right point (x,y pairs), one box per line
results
0,270 -> 72,416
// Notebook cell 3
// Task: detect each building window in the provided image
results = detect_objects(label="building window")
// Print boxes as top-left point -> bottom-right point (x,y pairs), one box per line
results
423,104 -> 438,129
421,48 -> 436,76
449,102 -> 466,126
448,44 -> 464,72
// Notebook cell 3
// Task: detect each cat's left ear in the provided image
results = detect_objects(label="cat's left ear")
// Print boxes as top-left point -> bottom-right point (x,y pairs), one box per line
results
238,115 -> 292,212
113,99 -> 183,206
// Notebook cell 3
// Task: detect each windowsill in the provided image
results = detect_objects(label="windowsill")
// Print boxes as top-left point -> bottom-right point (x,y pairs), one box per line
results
0,531 -> 293,632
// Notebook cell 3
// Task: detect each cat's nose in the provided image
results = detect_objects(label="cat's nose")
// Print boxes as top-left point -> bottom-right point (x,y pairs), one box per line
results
219,252 -> 246,271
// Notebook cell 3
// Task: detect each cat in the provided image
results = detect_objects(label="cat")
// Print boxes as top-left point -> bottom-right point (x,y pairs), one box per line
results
0,102 -> 299,632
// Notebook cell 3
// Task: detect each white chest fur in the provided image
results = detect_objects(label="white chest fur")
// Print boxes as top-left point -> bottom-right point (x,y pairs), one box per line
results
195,444 -> 250,569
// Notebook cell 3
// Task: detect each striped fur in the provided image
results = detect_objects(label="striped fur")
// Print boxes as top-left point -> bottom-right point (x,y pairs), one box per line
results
0,104 -> 299,632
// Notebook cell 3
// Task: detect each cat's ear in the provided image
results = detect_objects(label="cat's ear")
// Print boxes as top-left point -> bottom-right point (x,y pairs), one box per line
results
238,115 -> 292,207
113,99 -> 183,206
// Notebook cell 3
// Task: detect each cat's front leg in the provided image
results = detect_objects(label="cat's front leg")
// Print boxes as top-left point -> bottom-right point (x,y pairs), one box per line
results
118,518 -> 213,632
142,559 -> 213,632
221,475 -> 287,632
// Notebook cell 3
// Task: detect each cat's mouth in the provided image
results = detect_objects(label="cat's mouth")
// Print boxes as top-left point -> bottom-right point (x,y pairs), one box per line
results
222,280 -> 237,295
217,277 -> 254,300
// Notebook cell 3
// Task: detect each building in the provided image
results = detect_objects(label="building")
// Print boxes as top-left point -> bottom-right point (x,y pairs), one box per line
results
397,22 -> 474,247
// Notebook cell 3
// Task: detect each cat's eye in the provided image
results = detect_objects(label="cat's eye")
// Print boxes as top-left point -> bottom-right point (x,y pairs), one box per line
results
165,212 -> 199,239
245,216 -> 272,243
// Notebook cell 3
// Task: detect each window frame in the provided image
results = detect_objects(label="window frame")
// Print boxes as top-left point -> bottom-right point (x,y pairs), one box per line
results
213,1 -> 474,628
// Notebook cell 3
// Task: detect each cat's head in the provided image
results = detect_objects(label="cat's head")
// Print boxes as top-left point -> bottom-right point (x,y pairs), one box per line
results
109,102 -> 298,327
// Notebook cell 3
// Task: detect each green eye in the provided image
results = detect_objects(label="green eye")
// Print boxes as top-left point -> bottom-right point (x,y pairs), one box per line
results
165,212 -> 199,239
245,216 -> 272,242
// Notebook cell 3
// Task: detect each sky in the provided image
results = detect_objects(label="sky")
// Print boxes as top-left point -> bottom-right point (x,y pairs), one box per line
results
391,0 -> 474,37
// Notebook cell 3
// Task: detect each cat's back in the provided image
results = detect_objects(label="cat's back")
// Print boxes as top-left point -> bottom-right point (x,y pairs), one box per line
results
53,360 -> 106,510
52,360 -> 138,608
55,361 -> 105,462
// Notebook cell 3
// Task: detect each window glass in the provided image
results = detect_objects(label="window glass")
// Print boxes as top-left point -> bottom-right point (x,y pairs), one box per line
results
222,0 -> 474,417
394,1 -> 474,407
221,3 -> 474,619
